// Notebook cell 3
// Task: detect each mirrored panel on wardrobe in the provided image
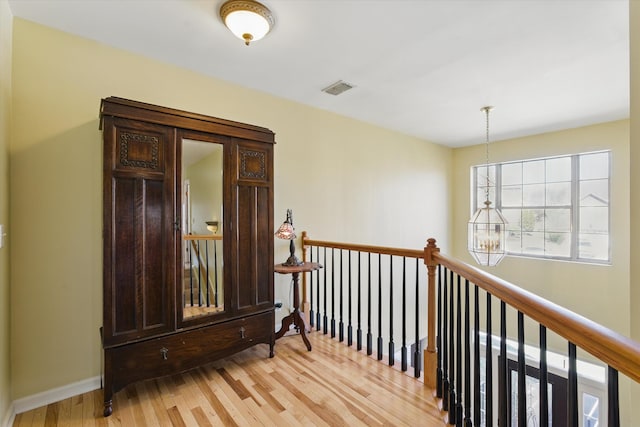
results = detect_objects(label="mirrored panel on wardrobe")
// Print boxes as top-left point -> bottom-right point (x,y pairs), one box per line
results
181,137 -> 224,320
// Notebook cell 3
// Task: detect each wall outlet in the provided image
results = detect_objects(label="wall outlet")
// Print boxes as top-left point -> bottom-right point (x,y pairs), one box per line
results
0,224 -> 5,248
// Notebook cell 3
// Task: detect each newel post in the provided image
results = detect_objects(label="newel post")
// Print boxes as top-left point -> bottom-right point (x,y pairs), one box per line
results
301,231 -> 310,314
424,238 -> 440,389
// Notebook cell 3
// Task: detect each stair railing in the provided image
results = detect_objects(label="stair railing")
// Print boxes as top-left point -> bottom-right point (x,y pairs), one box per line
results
301,232 -> 640,427
183,234 -> 222,309
301,231 -> 427,378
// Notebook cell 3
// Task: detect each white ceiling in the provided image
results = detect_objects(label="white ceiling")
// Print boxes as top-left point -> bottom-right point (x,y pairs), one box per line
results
7,0 -> 629,147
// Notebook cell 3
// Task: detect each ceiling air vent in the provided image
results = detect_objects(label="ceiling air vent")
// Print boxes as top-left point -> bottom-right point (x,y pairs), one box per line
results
322,80 -> 355,96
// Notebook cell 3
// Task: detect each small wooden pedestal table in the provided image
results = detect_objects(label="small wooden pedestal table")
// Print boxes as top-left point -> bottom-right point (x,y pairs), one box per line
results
274,262 -> 322,351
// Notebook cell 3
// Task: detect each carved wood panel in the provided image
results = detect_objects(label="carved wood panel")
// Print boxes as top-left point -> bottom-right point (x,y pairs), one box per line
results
119,132 -> 160,170
239,147 -> 267,181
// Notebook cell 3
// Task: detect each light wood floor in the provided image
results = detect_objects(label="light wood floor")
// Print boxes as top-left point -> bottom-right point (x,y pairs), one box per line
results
13,331 -> 445,426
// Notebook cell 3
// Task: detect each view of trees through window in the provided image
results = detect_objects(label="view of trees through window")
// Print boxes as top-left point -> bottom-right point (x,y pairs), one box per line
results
472,151 -> 610,263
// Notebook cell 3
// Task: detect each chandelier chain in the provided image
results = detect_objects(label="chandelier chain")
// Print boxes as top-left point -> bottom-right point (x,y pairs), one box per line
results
485,108 -> 490,167
482,106 -> 493,202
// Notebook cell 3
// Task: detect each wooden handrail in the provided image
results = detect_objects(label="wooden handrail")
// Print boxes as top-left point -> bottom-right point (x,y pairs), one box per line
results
429,248 -> 640,383
183,234 -> 223,241
302,236 -> 423,258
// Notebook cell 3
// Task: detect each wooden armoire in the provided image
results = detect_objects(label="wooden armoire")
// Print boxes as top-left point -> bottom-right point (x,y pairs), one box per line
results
100,97 -> 275,417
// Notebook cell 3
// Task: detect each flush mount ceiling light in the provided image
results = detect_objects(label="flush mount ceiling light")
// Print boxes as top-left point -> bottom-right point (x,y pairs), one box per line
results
219,0 -> 275,46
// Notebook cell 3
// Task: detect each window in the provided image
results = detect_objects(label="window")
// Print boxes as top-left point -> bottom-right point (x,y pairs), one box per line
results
472,151 -> 610,263
583,393 -> 600,427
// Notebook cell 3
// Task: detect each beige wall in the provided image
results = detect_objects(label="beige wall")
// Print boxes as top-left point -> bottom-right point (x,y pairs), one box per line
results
0,0 -> 11,423
631,0 -> 640,346
452,121 -> 630,336
9,18 -> 452,399
629,0 -> 640,420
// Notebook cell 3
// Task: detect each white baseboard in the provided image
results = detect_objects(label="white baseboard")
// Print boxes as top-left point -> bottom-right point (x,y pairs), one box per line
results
2,403 -> 15,427
12,376 -> 101,416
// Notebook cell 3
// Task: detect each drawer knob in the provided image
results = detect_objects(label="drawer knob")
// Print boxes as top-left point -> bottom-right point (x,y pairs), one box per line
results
160,347 -> 169,360
239,327 -> 246,339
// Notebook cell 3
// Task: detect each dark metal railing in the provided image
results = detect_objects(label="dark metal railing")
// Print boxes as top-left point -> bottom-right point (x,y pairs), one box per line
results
431,240 -> 640,427
301,233 -> 640,427
302,232 -> 426,378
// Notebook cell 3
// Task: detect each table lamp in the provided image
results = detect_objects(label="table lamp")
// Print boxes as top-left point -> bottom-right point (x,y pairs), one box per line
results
275,209 -> 302,266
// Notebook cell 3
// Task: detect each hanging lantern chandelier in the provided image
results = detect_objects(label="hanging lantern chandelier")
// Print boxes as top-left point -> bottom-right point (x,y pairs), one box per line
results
467,106 -> 507,266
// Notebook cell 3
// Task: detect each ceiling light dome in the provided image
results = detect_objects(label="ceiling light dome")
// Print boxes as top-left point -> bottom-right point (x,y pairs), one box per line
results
220,0 -> 275,46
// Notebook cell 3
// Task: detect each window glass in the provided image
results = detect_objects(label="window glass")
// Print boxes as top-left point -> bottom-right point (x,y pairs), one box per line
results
522,184 -> 545,206
545,232 -> 571,256
471,151 -> 610,263
504,210 -> 524,254
502,162 -> 522,185
580,152 -> 609,180
510,371 -> 554,427
578,233 -> 608,261
583,393 -> 600,427
580,207 -> 609,233
545,209 -> 571,232
546,156 -> 571,182
522,232 -> 544,255
502,185 -> 522,207
546,182 -> 571,206
522,209 -> 544,232
523,160 -> 545,184
580,180 -> 608,206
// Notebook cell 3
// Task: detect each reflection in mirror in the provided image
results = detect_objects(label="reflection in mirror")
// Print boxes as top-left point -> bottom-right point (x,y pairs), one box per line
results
181,139 -> 224,320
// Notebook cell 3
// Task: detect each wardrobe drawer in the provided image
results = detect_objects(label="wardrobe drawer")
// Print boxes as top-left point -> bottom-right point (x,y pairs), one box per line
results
106,311 -> 274,392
